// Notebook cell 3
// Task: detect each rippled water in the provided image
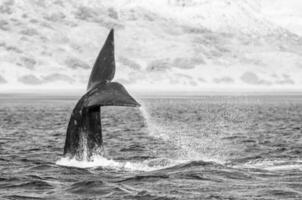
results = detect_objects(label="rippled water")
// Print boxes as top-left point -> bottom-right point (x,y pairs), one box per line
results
0,94 -> 302,199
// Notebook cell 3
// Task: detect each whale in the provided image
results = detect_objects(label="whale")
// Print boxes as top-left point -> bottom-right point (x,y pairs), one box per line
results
63,29 -> 140,160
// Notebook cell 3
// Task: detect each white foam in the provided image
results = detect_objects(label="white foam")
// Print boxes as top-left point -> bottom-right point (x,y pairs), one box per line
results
56,155 -> 183,172
265,164 -> 302,171
235,159 -> 302,171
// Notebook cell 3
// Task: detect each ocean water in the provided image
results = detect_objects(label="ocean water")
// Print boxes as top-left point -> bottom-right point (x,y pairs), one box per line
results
0,94 -> 302,200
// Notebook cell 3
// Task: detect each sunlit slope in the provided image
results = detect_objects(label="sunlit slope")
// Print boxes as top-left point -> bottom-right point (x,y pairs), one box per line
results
259,0 -> 302,36
0,0 -> 302,92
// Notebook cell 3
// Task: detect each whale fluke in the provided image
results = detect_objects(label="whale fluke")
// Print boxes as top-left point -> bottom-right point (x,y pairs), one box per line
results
86,82 -> 140,108
87,29 -> 115,91
63,29 -> 140,160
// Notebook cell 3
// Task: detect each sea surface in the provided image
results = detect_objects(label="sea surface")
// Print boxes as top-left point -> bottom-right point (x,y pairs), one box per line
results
0,94 -> 302,200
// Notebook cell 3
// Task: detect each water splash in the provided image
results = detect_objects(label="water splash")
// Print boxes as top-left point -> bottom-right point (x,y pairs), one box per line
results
56,155 -> 183,171
57,104 -> 226,170
81,132 -> 88,161
139,106 -> 169,140
139,104 -> 226,164
72,132 -> 104,161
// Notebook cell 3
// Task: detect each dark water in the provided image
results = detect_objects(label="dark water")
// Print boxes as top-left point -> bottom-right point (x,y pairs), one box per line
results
0,95 -> 302,200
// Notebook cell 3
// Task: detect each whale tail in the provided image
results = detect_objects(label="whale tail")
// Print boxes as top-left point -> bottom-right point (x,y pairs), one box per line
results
87,29 -> 115,91
64,29 -> 140,159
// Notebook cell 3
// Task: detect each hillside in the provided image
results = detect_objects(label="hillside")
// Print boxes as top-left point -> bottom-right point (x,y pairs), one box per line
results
0,0 -> 302,93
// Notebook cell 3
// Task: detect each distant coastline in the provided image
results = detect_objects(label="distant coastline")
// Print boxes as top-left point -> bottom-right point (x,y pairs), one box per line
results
1,90 -> 302,100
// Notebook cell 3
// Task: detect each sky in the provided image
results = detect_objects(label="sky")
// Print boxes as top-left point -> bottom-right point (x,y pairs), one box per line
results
0,0 -> 302,94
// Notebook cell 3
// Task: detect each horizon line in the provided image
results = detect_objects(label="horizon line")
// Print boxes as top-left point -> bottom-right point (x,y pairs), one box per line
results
1,88 -> 302,97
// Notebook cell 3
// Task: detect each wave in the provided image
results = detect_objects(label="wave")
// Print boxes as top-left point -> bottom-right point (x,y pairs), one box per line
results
5,180 -> 53,189
4,195 -> 43,200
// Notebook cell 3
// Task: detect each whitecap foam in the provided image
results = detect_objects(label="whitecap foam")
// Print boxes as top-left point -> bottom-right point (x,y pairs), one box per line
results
234,159 -> 302,171
56,155 -> 185,172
